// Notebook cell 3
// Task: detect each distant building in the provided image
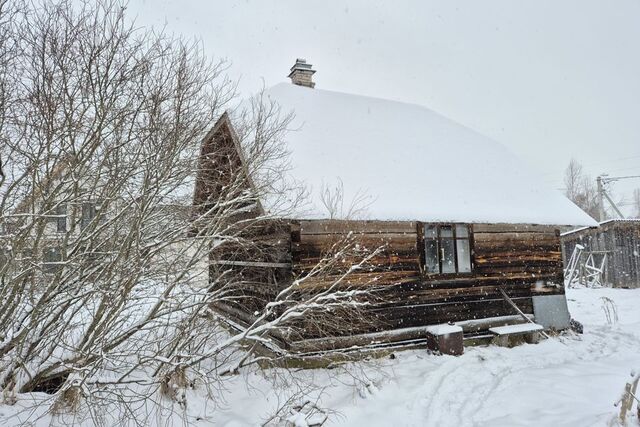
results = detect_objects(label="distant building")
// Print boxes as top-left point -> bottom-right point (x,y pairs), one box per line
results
0,160 -> 209,289
561,219 -> 640,288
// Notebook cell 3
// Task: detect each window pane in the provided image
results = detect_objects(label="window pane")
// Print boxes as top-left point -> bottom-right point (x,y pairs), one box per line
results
43,247 -> 62,273
425,239 -> 439,273
424,224 -> 437,238
56,204 -> 67,232
44,247 -> 61,263
455,224 -> 468,238
441,238 -> 455,273
81,202 -> 96,229
456,239 -> 471,273
440,225 -> 453,238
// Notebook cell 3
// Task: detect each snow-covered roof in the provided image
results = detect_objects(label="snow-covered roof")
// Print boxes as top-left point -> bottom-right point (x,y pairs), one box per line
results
561,218 -> 640,237
560,225 -> 593,237
598,218 -> 640,226
244,83 -> 597,226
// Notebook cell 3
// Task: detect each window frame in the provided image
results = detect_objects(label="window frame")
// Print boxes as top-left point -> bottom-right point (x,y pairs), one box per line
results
42,246 -> 64,274
80,201 -> 97,230
418,222 -> 474,276
55,203 -> 67,233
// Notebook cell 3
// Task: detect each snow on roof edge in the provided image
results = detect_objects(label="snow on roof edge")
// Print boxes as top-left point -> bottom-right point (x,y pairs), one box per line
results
561,218 -> 640,237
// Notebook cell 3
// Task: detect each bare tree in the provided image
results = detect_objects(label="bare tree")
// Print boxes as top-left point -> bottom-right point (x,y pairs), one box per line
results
563,159 -> 584,203
0,1 -> 380,424
319,179 -> 373,220
0,0 -> 21,190
563,159 -> 600,220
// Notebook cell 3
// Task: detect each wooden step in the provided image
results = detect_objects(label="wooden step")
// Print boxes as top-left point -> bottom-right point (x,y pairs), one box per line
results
489,322 -> 544,347
489,323 -> 544,335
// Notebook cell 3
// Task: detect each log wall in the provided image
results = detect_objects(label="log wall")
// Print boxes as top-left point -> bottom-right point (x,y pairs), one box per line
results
212,219 -> 565,347
289,220 -> 563,337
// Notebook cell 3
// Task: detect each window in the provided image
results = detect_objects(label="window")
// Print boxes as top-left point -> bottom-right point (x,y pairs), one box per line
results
43,247 -> 63,274
81,202 -> 96,230
78,244 -> 102,265
422,224 -> 472,274
55,204 -> 67,233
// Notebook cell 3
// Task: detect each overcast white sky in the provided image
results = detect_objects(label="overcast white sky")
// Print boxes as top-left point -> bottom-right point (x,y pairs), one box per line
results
129,0 -> 640,214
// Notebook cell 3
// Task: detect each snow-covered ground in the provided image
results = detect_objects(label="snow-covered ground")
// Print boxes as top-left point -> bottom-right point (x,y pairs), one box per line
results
220,287 -> 640,427
2,287 -> 639,426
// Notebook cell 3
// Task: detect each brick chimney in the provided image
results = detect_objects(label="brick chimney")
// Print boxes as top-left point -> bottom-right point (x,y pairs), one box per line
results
288,58 -> 316,88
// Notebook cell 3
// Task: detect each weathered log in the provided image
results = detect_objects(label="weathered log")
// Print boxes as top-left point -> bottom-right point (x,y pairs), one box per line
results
472,224 -> 558,234
299,219 -> 417,235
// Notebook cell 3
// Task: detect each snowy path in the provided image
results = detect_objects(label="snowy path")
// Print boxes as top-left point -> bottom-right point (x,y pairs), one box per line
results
330,329 -> 638,426
318,288 -> 640,427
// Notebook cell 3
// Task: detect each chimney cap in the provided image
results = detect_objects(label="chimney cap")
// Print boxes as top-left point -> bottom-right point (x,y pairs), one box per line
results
288,58 -> 316,77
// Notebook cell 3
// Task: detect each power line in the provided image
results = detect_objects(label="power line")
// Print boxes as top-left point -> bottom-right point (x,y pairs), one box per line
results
601,175 -> 640,183
585,154 -> 640,168
600,165 -> 640,174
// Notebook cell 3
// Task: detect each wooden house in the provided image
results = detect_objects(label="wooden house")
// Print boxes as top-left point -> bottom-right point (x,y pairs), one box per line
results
196,60 -> 597,356
0,159 -> 210,289
561,219 -> 640,288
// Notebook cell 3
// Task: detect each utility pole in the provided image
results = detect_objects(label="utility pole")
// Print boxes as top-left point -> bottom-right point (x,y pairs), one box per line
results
596,174 -> 640,221
596,176 -> 605,222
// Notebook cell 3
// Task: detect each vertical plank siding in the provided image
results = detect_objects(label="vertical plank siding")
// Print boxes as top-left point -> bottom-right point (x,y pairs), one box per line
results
209,219 -> 292,320
562,221 -> 640,288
